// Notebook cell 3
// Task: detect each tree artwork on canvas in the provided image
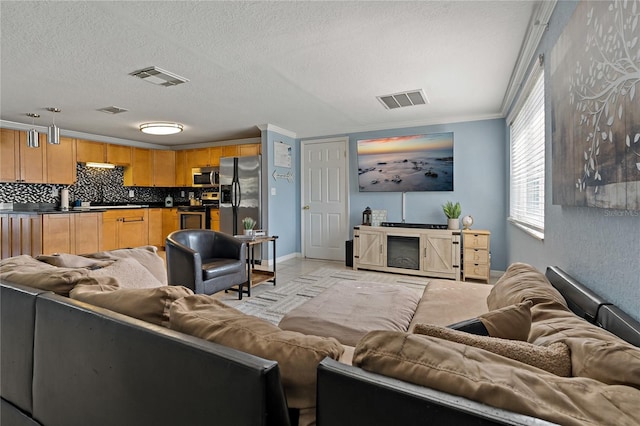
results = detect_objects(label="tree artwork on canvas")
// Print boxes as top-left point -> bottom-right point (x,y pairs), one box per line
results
551,0 -> 640,210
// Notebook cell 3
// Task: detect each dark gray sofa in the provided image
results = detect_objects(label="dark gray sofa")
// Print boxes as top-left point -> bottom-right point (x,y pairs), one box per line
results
316,266 -> 640,425
0,282 -> 291,426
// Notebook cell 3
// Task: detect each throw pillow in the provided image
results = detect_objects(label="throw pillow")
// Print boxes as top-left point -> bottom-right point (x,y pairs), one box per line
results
83,245 -> 167,284
487,263 -> 568,311
0,255 -> 90,296
70,280 -> 193,327
36,253 -> 113,269
170,294 -> 344,410
413,323 -> 570,376
87,258 -> 164,289
353,330 -> 640,426
447,301 -> 532,341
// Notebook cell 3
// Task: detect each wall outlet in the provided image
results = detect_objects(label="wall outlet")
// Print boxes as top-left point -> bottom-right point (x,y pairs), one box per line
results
51,187 -> 59,197
271,187 -> 276,195
128,190 -> 135,198
181,191 -> 185,197
188,191 -> 194,199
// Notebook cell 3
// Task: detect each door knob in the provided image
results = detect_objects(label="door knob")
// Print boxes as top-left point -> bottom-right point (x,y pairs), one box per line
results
302,205 -> 310,210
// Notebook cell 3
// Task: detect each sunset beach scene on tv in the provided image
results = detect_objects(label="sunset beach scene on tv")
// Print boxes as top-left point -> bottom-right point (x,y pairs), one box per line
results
357,132 -> 453,192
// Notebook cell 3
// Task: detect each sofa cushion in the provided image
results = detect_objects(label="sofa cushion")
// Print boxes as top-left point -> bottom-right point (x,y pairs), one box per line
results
354,330 -> 640,426
169,294 -> 344,409
447,301 -> 532,340
0,255 -> 89,296
487,262 -> 568,311
529,304 -> 640,389
202,258 -> 244,280
36,253 -> 113,269
87,258 -> 164,289
414,323 -> 570,376
408,279 -> 491,331
70,280 -> 193,327
83,245 -> 167,284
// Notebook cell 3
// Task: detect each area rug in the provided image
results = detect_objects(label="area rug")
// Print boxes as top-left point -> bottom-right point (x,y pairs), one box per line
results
223,264 -> 430,325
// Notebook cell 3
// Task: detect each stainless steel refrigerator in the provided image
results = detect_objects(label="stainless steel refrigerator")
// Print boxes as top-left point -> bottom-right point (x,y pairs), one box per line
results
220,154 -> 262,242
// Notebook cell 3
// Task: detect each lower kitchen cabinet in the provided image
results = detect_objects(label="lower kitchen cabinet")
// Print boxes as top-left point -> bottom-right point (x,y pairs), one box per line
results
6,214 -> 42,258
148,208 -> 163,247
162,208 -> 179,245
42,213 -> 103,255
210,209 -> 220,231
102,209 -> 149,251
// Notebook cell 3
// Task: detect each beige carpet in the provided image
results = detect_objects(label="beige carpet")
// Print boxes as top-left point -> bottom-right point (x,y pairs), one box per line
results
223,264 -> 430,325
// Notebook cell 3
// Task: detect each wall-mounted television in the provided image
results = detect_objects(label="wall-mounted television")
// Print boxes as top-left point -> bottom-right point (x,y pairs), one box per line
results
357,132 -> 454,192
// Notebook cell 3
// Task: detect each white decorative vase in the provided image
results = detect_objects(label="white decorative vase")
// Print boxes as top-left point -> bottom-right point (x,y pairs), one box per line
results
244,229 -> 253,236
447,218 -> 460,230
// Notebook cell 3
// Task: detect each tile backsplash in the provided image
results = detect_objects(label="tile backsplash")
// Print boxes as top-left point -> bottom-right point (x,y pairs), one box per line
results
0,164 -> 199,205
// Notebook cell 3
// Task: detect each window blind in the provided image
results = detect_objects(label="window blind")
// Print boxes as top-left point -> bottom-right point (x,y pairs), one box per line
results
509,69 -> 545,238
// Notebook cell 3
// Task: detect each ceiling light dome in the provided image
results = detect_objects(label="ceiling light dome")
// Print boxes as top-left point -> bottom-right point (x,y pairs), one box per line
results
139,122 -> 183,135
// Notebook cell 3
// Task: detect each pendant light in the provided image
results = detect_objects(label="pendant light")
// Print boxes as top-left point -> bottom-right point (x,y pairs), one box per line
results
47,107 -> 61,145
26,113 -> 40,148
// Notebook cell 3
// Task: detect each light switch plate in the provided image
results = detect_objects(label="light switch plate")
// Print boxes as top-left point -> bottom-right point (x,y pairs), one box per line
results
271,187 -> 276,195
128,190 -> 135,198
51,187 -> 59,197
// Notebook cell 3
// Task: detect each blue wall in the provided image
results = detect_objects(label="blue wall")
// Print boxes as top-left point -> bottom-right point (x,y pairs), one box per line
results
263,129 -> 301,261
506,0 -> 640,321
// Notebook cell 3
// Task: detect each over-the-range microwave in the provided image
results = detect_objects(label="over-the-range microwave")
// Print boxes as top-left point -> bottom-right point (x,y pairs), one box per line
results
192,167 -> 219,188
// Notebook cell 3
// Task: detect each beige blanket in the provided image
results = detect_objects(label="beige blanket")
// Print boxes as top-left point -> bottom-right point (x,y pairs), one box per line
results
278,280 -> 422,346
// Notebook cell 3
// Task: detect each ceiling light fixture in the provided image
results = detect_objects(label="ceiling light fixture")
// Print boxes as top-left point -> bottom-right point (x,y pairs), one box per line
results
129,66 -> 189,87
26,113 -> 40,148
46,107 -> 61,145
139,122 -> 184,135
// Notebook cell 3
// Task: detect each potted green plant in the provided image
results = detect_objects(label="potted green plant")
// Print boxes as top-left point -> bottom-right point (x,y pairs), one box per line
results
442,201 -> 461,230
242,217 -> 256,235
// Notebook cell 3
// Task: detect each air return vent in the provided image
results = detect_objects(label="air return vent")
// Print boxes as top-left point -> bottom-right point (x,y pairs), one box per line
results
98,106 -> 129,114
129,66 -> 189,87
377,90 -> 428,110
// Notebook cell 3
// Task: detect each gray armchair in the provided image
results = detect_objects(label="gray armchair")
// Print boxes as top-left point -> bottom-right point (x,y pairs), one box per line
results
166,230 -> 248,299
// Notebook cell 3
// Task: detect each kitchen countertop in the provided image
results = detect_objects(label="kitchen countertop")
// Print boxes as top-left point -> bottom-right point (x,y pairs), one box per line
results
0,202 -> 190,214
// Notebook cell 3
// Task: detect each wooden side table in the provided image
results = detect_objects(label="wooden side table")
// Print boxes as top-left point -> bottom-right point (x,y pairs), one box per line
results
236,235 -> 278,297
462,230 -> 490,283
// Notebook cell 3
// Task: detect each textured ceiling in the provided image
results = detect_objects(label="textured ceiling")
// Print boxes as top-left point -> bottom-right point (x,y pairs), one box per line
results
0,1 -> 538,147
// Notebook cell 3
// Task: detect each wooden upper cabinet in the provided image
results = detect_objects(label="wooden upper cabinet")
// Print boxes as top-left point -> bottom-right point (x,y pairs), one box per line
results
124,147 -> 152,186
18,132 -> 47,183
76,139 -> 106,163
46,136 -> 76,184
222,145 -> 238,158
185,147 -> 211,168
239,143 -> 261,157
106,144 -> 131,165
175,150 -> 188,187
1,128 -> 19,182
153,150 -> 175,187
209,146 -> 222,166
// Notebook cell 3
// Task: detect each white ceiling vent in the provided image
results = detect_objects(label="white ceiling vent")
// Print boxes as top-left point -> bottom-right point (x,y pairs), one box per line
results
377,90 -> 428,110
129,66 -> 189,87
98,106 -> 128,114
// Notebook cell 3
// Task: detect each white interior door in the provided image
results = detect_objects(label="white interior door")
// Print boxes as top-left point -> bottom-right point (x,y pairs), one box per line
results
301,137 -> 349,260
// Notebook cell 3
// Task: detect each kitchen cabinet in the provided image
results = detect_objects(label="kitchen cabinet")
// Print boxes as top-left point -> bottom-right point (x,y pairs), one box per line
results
40,212 -> 102,255
162,208 -> 179,244
46,136 -> 76,184
0,214 -> 9,259
106,144 -> 131,165
1,129 -> 47,183
148,208 -> 164,247
76,139 -> 106,163
210,209 -> 220,231
239,143 -> 261,157
102,209 -> 149,251
152,150 -> 176,187
222,145 -> 239,158
124,147 -> 152,186
175,151 -> 188,187
185,147 -> 212,169
353,225 -> 461,280
5,214 -> 43,258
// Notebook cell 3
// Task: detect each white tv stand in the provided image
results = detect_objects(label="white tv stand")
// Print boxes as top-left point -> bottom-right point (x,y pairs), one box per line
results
353,224 -> 461,281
